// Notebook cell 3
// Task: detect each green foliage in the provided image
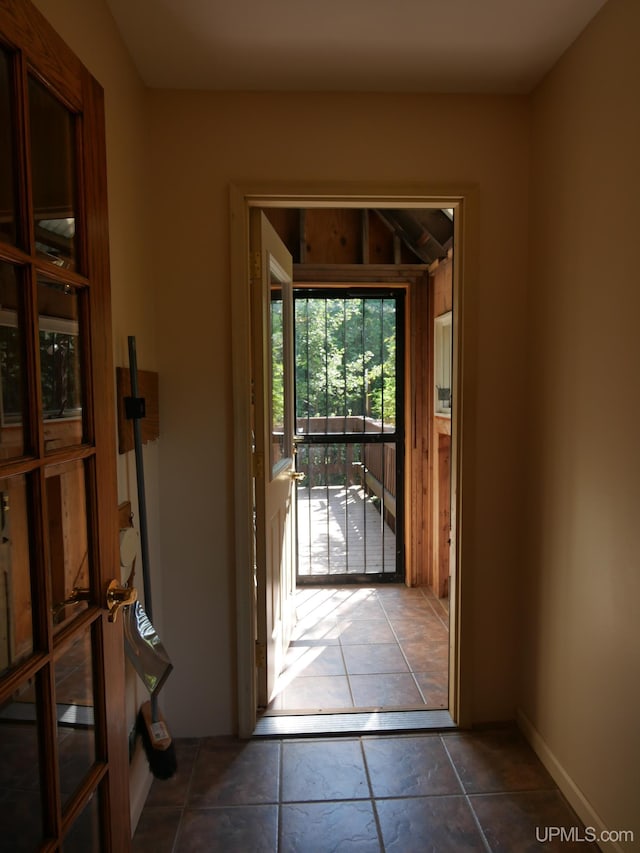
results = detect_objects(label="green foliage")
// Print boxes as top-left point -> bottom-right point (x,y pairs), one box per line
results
295,296 -> 397,426
40,331 -> 81,416
270,295 -> 284,428
0,326 -> 23,417
0,325 -> 81,420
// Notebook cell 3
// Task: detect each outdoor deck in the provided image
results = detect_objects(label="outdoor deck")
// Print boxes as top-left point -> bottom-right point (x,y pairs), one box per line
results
297,484 -> 397,577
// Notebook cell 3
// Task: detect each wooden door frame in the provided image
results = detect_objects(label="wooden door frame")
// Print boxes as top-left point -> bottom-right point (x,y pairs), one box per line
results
230,183 -> 479,738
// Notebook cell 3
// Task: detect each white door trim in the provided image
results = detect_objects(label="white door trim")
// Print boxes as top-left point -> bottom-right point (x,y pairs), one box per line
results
230,182 -> 479,738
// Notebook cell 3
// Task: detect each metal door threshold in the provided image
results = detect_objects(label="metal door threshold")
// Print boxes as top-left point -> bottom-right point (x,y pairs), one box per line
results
253,709 -> 455,738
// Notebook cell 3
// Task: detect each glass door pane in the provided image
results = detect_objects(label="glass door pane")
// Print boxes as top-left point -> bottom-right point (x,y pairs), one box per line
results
28,76 -> 78,270
63,788 -> 103,852
269,256 -> 293,475
0,262 -> 28,459
270,283 -> 285,471
0,474 -> 33,675
38,278 -> 85,451
55,629 -> 97,808
47,459 -> 90,632
0,48 -> 17,245
0,685 -> 45,852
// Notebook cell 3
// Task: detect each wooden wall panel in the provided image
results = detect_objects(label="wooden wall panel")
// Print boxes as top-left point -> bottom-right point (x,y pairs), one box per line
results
116,368 -> 159,454
368,211 -> 395,264
433,257 -> 453,317
408,274 -> 431,587
437,429 -> 451,598
264,209 -> 301,262
118,501 -> 132,530
429,256 -> 453,597
302,208 -> 362,264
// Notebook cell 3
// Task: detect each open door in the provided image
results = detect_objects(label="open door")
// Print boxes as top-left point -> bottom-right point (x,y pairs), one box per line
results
250,211 -> 297,707
0,2 -> 129,850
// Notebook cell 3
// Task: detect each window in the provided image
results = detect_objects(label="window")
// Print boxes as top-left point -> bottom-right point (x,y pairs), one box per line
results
434,311 -> 452,415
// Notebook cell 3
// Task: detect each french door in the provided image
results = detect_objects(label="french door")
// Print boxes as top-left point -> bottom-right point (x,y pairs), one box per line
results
0,3 -> 128,850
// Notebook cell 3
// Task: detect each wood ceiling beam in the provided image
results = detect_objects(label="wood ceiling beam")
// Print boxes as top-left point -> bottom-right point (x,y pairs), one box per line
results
293,263 -> 428,283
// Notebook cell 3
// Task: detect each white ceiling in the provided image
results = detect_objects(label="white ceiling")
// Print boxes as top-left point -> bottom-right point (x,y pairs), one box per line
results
105,0 -> 607,93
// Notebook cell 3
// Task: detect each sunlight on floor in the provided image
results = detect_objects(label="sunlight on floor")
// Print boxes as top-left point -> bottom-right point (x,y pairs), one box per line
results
267,585 -> 449,714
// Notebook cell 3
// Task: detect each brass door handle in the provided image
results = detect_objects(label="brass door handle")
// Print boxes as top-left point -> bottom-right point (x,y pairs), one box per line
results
106,579 -> 138,622
289,471 -> 305,481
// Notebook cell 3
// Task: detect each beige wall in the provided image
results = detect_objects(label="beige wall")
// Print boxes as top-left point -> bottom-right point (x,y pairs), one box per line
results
524,0 -> 640,843
145,90 -> 530,734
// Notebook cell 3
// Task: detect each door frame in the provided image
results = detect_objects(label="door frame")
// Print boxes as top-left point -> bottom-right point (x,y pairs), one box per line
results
230,183 -> 478,738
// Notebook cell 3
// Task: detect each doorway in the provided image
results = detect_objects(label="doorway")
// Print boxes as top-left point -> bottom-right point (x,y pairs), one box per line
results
264,281 -> 446,720
231,186 -> 472,738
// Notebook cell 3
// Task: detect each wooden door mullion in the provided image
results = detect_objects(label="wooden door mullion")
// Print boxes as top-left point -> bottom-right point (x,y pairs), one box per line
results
29,465 -> 52,655
24,262 -> 45,459
31,259 -> 89,289
78,286 -> 95,449
10,47 -> 32,256
0,646 -> 45,706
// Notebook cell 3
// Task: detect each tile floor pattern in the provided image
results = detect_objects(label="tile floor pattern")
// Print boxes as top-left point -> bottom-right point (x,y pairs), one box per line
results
267,585 -> 449,713
133,726 -> 599,852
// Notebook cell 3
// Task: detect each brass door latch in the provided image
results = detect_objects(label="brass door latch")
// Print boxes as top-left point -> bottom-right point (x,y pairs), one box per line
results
106,579 -> 138,622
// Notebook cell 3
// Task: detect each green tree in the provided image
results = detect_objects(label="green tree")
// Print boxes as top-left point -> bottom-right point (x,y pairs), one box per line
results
295,296 -> 397,427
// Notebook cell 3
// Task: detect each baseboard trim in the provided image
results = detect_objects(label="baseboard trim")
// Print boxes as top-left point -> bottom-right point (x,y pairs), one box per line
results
517,709 -> 623,853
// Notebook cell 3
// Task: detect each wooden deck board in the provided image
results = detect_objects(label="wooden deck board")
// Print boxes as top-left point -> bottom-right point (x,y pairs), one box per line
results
297,485 -> 396,576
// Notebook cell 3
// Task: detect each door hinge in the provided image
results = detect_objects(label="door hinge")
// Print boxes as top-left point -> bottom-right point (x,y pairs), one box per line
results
252,452 -> 264,478
251,251 -> 261,282
255,640 -> 266,668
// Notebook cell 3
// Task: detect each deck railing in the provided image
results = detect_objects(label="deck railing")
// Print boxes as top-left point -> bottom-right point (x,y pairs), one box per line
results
295,415 -> 396,522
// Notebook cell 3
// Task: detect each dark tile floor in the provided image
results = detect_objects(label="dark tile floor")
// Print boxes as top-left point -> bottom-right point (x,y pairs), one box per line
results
267,585 -> 449,713
132,726 -> 599,852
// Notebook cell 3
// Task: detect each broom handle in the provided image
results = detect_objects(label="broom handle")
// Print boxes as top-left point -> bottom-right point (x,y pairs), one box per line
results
128,336 -> 158,721
128,336 -> 153,618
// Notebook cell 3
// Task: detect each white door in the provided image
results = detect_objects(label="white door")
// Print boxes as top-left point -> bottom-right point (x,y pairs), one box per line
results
250,210 -> 297,707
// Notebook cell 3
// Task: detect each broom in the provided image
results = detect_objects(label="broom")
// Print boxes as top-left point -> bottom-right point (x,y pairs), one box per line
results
127,335 -> 177,780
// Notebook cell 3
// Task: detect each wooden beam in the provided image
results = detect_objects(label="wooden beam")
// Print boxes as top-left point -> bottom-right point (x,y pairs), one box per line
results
298,209 -> 306,263
293,263 -> 428,283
